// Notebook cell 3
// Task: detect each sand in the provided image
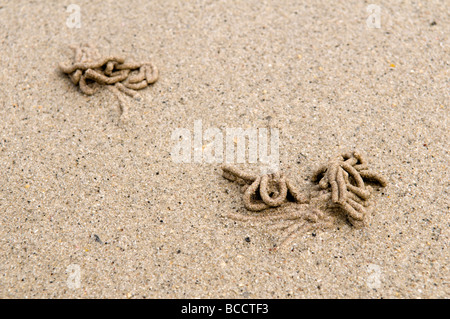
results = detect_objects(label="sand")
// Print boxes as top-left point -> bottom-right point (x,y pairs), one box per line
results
0,0 -> 448,299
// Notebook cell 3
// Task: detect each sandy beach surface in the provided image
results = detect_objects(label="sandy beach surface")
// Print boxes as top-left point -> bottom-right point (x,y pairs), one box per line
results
0,0 -> 448,298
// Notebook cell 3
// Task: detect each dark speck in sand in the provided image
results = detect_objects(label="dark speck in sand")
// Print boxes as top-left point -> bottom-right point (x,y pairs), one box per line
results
93,234 -> 103,244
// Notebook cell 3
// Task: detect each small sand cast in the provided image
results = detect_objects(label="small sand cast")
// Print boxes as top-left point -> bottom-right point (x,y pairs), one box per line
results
221,151 -> 387,250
